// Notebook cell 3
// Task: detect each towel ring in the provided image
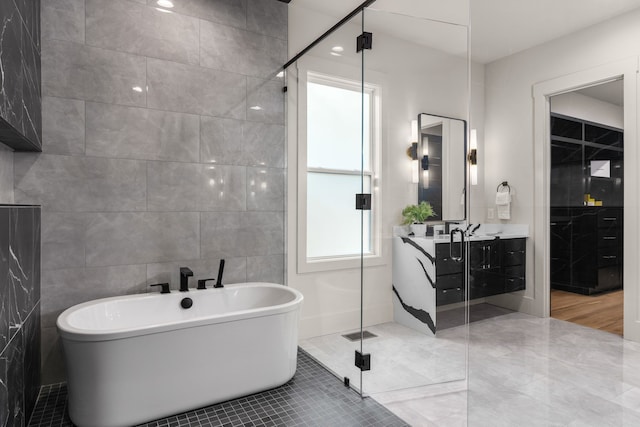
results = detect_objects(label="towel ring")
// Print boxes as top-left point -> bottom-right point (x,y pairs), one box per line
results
497,181 -> 511,193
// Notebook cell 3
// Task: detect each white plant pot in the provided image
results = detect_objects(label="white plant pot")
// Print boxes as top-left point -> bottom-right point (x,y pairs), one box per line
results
410,223 -> 427,236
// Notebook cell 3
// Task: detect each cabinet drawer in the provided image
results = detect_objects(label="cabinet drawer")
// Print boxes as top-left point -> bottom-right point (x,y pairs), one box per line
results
505,277 -> 525,292
502,238 -> 526,252
470,271 -> 504,299
503,249 -> 525,267
598,229 -> 621,247
436,273 -> 463,290
598,209 -> 622,228
436,287 -> 464,306
436,244 -> 463,275
598,246 -> 620,267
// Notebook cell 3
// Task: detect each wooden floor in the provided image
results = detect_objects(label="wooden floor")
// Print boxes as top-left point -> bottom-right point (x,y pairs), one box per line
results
551,289 -> 623,336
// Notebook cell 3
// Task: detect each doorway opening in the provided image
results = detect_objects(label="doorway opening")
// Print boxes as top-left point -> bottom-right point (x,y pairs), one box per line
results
549,79 -> 624,336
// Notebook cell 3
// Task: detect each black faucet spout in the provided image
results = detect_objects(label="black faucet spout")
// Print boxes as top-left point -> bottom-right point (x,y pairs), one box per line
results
214,259 -> 225,288
179,267 -> 193,292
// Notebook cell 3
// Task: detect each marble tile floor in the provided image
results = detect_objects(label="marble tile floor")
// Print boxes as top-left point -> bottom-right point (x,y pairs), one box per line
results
303,308 -> 640,426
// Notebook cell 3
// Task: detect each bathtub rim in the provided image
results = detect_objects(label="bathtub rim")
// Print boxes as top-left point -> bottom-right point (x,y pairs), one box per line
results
57,282 -> 303,343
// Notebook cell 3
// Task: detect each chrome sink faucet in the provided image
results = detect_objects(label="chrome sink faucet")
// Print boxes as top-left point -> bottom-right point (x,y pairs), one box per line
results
179,267 -> 193,292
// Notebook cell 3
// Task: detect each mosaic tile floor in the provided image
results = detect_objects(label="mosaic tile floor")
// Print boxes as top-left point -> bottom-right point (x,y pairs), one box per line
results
28,349 -> 407,427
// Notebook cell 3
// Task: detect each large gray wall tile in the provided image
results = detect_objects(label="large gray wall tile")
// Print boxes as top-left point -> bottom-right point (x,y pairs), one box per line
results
85,212 -> 200,266
147,162 -> 246,212
14,154 -> 147,212
41,0 -> 85,43
247,0 -> 287,40
200,118 -> 284,168
86,0 -> 200,65
147,0 -> 247,29
146,256 -> 247,291
247,77 -> 284,124
41,212 -> 86,270
200,20 -> 286,78
42,96 -> 85,155
247,254 -> 284,284
244,121 -> 285,167
85,103 -> 200,162
201,211 -> 283,259
147,58 -> 246,118
42,39 -> 147,107
247,167 -> 284,211
0,148 -> 13,203
40,326 -> 65,385
40,264 -> 147,327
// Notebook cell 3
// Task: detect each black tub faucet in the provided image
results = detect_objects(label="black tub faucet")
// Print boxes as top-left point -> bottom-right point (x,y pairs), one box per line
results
214,259 -> 225,288
179,267 -> 193,292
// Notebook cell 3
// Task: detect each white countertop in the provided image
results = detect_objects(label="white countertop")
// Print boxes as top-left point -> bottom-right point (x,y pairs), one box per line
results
393,224 -> 529,243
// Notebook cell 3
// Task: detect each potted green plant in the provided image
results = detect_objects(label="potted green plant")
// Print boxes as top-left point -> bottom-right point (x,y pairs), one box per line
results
402,201 -> 436,236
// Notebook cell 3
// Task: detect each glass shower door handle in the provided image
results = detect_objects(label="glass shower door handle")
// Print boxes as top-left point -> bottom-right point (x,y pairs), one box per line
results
450,228 -> 465,262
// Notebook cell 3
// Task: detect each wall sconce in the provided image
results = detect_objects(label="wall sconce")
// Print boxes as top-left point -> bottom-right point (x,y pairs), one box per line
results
408,120 -> 419,184
468,129 -> 478,186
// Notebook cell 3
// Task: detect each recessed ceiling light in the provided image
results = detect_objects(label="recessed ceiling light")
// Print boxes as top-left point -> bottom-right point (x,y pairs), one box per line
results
250,105 -> 262,110
331,46 -> 344,52
330,52 -> 342,57
155,7 -> 173,13
276,71 -> 284,78
132,86 -> 143,93
157,0 -> 174,8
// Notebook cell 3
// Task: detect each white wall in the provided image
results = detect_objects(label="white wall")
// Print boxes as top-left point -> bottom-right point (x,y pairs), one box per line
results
482,8 -> 640,316
288,4 -> 479,338
551,91 -> 623,128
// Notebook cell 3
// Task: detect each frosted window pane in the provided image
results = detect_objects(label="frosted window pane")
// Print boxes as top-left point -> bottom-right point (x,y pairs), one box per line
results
307,173 -> 372,258
307,81 -> 370,171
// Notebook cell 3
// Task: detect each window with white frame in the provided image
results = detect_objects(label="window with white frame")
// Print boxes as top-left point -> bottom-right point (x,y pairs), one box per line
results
303,72 -> 380,263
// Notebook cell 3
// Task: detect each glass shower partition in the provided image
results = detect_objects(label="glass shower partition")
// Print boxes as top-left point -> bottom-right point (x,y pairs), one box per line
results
287,0 -> 472,408
358,2 -> 471,398
288,9 -> 369,393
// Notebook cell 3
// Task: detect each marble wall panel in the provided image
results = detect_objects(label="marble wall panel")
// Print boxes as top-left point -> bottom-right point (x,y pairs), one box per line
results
200,19 -> 286,78
200,118 -> 285,168
42,39 -> 147,107
86,0 -> 199,65
147,58 -> 246,119
85,212 -> 200,267
41,96 -> 85,155
85,102 -> 200,162
146,0 -> 247,29
0,206 -> 40,426
14,154 -> 147,212
41,0 -> 85,43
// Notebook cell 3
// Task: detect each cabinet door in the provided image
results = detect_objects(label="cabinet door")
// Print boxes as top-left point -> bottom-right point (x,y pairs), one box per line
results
470,240 -> 500,270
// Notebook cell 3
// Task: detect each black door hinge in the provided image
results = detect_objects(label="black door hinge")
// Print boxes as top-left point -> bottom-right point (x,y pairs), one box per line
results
355,350 -> 371,371
356,32 -> 373,52
355,193 -> 371,210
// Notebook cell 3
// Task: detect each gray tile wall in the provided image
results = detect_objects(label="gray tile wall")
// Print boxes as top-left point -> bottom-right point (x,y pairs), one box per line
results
23,0 -> 287,384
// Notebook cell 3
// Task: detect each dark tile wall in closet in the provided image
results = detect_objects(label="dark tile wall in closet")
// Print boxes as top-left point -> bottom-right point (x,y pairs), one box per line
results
0,205 -> 41,427
0,0 -> 42,151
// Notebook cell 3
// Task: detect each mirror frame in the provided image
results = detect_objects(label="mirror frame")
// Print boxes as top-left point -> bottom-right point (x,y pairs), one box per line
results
417,113 -> 468,222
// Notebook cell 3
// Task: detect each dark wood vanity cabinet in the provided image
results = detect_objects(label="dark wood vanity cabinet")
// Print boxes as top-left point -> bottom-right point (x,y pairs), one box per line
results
551,207 -> 623,294
435,243 -> 464,306
435,238 -> 526,305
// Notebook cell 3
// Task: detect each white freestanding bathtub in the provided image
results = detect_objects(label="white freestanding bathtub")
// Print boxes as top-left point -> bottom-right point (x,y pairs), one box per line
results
57,283 -> 303,427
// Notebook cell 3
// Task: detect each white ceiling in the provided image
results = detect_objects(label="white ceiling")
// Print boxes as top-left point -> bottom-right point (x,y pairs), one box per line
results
293,0 -> 640,64
575,80 -> 624,107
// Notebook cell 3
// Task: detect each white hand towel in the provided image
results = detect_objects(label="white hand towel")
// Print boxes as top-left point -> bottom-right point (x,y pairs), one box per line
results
496,191 -> 511,220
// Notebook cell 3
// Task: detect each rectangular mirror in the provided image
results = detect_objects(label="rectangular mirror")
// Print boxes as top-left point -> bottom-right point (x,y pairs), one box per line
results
418,113 -> 467,221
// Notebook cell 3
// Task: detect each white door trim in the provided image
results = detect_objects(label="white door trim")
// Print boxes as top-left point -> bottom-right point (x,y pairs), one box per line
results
532,57 -> 639,340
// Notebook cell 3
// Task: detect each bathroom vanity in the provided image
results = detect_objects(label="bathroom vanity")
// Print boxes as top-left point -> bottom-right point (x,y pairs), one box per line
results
392,224 -> 528,335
